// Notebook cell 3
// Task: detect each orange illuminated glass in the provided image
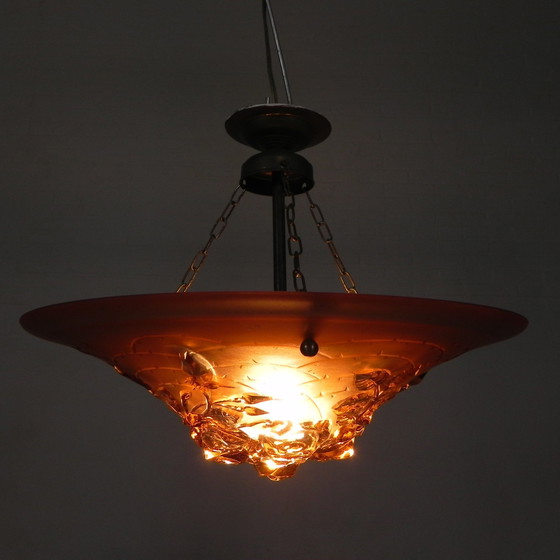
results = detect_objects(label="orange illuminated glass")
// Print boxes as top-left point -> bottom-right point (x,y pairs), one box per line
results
20,292 -> 527,480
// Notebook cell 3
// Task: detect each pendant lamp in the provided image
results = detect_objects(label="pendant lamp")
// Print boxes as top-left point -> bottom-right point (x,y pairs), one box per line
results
20,1 -> 527,481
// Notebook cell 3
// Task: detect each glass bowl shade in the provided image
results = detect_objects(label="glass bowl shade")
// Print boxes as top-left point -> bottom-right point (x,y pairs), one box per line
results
20,292 -> 527,480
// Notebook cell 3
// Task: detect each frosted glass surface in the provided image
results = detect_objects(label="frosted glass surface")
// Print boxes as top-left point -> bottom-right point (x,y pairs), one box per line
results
21,291 -> 527,480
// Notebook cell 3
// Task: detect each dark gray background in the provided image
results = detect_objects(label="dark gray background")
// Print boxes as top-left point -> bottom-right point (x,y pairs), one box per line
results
2,1 -> 559,558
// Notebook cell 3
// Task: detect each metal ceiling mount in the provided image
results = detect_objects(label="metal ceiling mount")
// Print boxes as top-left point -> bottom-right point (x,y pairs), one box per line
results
226,103 -> 331,196
226,104 -> 331,152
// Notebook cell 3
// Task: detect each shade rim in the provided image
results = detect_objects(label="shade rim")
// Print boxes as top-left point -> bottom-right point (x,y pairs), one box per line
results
20,291 -> 527,359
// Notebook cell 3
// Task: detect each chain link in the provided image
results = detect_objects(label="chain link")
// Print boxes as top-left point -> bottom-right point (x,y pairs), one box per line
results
305,191 -> 358,294
285,194 -> 307,291
176,184 -> 246,292
176,181 -> 356,294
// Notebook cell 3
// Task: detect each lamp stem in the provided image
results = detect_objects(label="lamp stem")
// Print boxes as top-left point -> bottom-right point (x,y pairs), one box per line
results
272,172 -> 287,290
263,0 -> 293,104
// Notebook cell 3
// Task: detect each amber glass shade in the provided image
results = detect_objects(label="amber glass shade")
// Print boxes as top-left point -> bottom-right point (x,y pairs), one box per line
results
20,292 -> 527,480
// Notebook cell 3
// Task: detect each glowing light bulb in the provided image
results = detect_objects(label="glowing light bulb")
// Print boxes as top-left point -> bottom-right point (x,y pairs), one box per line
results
236,364 -> 326,439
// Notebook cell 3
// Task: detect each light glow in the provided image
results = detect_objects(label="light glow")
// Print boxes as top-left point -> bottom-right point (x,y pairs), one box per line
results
146,346 -> 406,480
236,364 -> 327,439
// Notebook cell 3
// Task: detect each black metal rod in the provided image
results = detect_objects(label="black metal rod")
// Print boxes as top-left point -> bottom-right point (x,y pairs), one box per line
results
272,172 -> 287,290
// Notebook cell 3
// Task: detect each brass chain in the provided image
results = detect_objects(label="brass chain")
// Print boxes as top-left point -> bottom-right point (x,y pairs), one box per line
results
176,184 -> 246,292
285,194 -> 307,291
305,191 -> 358,294
176,182 -> 356,293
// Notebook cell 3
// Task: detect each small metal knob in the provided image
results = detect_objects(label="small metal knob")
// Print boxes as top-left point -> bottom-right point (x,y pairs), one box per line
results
300,337 -> 319,357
